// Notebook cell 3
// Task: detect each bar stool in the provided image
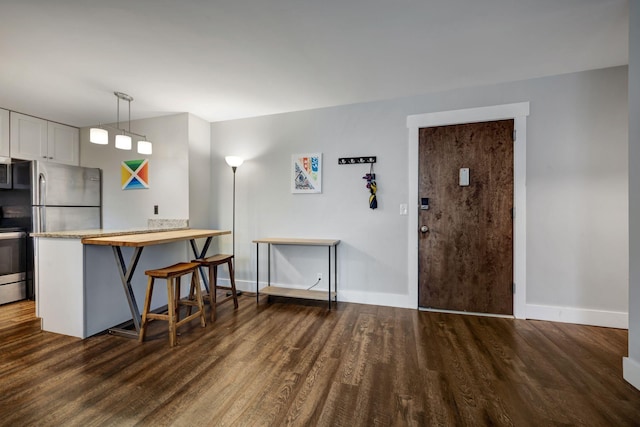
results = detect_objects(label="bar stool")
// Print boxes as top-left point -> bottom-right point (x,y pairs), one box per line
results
193,254 -> 239,321
139,262 -> 206,347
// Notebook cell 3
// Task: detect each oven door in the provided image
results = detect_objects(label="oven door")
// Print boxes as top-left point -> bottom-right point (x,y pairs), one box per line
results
0,231 -> 27,304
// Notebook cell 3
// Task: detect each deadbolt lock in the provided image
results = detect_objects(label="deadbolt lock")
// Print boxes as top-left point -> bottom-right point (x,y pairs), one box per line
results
420,225 -> 429,233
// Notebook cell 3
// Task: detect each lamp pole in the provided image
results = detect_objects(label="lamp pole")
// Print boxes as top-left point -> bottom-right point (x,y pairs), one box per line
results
225,156 -> 244,296
231,165 -> 237,257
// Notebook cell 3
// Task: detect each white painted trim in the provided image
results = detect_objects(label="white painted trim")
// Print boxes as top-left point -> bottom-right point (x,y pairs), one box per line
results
204,278 -> 257,294
338,290 -> 413,308
526,304 -> 628,329
623,357 -> 640,391
407,102 -> 529,318
407,102 -> 530,128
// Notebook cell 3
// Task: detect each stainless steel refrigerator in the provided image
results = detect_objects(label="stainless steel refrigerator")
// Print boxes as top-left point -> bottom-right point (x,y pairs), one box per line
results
31,161 -> 102,233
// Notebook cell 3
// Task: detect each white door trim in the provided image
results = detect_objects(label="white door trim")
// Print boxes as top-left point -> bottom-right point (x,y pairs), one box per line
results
407,102 -> 529,318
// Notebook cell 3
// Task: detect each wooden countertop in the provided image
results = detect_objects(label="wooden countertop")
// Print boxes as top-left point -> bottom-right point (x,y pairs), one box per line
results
82,229 -> 230,247
253,237 -> 340,246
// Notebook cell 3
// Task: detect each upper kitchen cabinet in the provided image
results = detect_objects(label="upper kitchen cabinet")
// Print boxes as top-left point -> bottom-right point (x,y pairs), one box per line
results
9,112 -> 46,160
0,109 -> 9,157
10,112 -> 79,165
47,122 -> 79,165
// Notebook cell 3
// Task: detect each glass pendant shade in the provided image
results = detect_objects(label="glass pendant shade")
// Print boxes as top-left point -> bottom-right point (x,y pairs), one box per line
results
225,156 -> 244,168
115,134 -> 132,150
137,140 -> 153,155
90,128 -> 108,145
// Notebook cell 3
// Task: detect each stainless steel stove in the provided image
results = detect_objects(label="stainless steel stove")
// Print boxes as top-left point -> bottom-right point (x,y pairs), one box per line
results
0,227 -> 27,305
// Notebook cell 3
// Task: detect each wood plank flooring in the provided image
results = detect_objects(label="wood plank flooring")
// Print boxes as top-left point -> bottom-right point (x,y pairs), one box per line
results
1,297 -> 640,426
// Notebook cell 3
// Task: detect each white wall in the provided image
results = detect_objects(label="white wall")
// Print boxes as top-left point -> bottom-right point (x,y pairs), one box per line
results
80,113 -> 190,229
188,113 -> 212,229
211,66 -> 629,322
625,0 -> 640,390
79,113 -> 215,328
525,69 -> 628,323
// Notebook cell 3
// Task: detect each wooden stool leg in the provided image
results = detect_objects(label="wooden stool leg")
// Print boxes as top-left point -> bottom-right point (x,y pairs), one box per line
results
209,265 -> 216,322
192,270 -> 206,327
175,276 -> 183,324
187,278 -> 195,317
186,272 -> 197,317
139,276 -> 155,342
227,259 -> 239,309
167,277 -> 177,347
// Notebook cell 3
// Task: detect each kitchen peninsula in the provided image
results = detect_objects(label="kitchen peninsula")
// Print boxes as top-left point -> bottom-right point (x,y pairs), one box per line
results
32,228 -> 230,339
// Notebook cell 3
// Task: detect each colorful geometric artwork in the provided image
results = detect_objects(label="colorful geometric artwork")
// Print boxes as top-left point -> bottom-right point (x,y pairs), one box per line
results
121,159 -> 149,190
291,153 -> 322,193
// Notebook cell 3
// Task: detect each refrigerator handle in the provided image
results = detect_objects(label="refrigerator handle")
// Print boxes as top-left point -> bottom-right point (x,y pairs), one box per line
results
32,207 -> 43,233
39,173 -> 46,232
39,173 -> 46,206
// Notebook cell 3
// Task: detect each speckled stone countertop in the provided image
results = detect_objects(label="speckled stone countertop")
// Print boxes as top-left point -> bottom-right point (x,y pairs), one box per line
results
31,227 -> 189,239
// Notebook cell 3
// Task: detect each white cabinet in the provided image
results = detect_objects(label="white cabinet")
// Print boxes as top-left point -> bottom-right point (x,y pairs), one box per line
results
10,112 -> 47,160
10,112 -> 79,165
47,122 -> 80,165
0,109 -> 9,157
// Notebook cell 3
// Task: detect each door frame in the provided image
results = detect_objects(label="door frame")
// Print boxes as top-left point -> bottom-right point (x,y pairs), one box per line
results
407,102 -> 529,319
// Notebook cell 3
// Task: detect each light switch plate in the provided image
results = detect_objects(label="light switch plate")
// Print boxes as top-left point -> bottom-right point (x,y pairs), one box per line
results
459,168 -> 470,186
400,203 -> 408,215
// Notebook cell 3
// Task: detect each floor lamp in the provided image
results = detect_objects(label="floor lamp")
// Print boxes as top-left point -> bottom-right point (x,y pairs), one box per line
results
225,156 -> 244,295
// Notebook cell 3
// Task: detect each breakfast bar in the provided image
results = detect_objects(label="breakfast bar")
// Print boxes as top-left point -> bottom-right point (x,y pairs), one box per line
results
82,229 -> 230,338
33,228 -> 229,339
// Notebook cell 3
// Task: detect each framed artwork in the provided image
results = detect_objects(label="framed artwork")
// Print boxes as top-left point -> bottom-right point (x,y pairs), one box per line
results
122,159 -> 149,190
292,153 -> 322,193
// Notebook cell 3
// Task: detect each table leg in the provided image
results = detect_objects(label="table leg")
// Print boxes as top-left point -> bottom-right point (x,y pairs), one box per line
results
334,245 -> 338,304
190,237 -> 212,293
268,243 -> 271,286
109,246 -> 144,338
256,242 -> 260,304
328,246 -> 331,310
267,243 -> 272,303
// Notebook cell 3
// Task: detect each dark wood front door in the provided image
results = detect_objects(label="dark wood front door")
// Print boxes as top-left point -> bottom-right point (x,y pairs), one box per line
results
418,120 -> 514,315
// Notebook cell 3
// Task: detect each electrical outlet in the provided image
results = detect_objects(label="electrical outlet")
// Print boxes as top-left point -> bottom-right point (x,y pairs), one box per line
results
317,273 -> 323,281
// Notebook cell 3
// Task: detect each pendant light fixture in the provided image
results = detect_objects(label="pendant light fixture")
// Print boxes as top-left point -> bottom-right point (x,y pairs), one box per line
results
89,127 -> 108,145
89,91 -> 153,155
137,140 -> 153,155
114,92 -> 132,150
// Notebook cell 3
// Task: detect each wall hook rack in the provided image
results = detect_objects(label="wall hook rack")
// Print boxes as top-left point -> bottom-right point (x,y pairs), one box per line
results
338,156 -> 376,165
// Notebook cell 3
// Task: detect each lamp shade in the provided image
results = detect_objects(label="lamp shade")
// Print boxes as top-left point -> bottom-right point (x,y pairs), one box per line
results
225,156 -> 244,168
137,140 -> 152,155
115,134 -> 132,150
89,127 -> 108,145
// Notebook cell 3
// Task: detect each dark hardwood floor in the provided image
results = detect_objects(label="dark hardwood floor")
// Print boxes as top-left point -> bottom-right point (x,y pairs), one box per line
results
1,297 -> 640,426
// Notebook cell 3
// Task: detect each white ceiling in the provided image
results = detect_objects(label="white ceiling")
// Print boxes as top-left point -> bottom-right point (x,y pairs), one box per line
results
0,0 -> 629,127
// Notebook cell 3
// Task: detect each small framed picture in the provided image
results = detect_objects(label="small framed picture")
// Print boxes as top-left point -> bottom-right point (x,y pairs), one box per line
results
122,159 -> 149,190
292,153 -> 322,193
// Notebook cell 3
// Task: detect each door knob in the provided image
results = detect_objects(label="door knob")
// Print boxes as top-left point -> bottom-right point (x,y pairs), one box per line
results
420,225 -> 429,233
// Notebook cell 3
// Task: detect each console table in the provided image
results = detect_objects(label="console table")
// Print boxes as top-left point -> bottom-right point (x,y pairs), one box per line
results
253,238 -> 340,309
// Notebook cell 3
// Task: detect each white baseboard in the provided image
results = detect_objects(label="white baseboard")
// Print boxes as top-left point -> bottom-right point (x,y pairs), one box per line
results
212,280 -> 629,328
338,289 -> 413,308
526,304 -> 628,329
624,357 -> 640,391
232,278 -> 258,293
